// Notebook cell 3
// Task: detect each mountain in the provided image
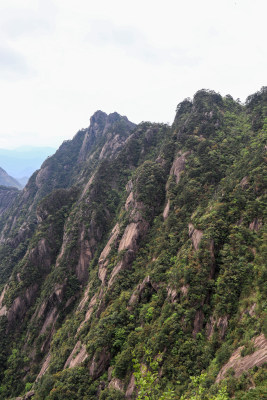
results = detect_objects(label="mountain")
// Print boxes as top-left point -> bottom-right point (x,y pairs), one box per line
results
0,166 -> 22,189
0,146 -> 56,181
0,89 -> 266,400
17,176 -> 30,187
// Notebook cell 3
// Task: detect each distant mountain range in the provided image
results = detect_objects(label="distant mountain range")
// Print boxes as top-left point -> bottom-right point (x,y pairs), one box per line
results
0,166 -> 22,189
0,146 -> 56,184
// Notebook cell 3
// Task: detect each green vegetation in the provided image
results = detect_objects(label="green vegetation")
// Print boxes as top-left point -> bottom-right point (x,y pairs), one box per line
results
0,89 -> 266,399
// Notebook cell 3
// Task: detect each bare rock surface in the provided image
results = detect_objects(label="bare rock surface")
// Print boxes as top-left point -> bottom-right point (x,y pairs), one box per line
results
108,377 -> 124,392
206,315 -> 228,339
170,151 -> 190,184
249,218 -> 262,232
126,373 -> 136,399
216,334 -> 267,382
89,348 -> 110,379
163,199 -> 170,220
0,285 -> 8,317
78,293 -> 98,332
7,283 -> 38,328
99,223 -> 120,263
118,222 -> 139,252
64,341 -> 88,369
98,223 -> 120,284
128,276 -> 155,307
76,227 -> 94,283
36,353 -> 51,381
188,223 -> 203,251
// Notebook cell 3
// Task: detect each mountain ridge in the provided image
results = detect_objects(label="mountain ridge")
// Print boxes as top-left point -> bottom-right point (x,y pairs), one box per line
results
0,88 -> 266,400
0,166 -> 22,189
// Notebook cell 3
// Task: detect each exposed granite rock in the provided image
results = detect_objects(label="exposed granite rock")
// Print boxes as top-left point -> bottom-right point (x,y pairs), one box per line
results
28,238 -> 51,271
89,348 -> 111,379
216,334 -> 267,382
163,199 -> 170,220
188,223 -> 203,251
126,373 -> 136,399
98,223 -> 120,284
76,226 -> 94,283
206,315 -> 229,339
249,218 -> 262,232
167,286 -> 178,303
128,276 -> 157,307
77,293 -> 98,332
108,249 -> 135,288
0,285 -> 8,317
108,377 -> 124,392
7,283 -> 39,329
193,309 -> 205,337
78,111 -> 135,163
170,151 -> 190,184
64,341 -> 88,369
15,390 -> 35,399
240,176 -> 249,189
36,353 -> 51,381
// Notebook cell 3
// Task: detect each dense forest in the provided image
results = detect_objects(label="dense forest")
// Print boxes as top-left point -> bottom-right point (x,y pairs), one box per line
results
0,88 -> 266,399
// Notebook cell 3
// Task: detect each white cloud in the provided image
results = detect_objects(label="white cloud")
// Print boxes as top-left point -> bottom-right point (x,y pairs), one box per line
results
0,0 -> 266,149
0,46 -> 33,78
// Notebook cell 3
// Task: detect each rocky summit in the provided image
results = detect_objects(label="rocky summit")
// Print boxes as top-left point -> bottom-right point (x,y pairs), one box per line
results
0,88 -> 266,400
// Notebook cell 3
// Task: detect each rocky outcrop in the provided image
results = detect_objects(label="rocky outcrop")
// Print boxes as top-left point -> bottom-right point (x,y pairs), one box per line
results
108,249 -> 136,288
193,309 -> 205,337
76,227 -> 95,283
249,218 -> 262,232
5,284 -> 38,330
118,222 -> 141,252
188,223 -> 203,251
128,276 -> 158,307
98,223 -> 120,284
0,285 -> 8,317
78,111 -> 135,163
28,238 -> 52,271
126,374 -> 136,399
108,378 -> 124,392
216,334 -> 267,382
206,315 -> 229,339
163,199 -> 170,220
170,151 -> 190,184
35,166 -> 50,189
64,341 -> 88,369
167,286 -> 178,303
107,189 -> 149,288
89,348 -> 111,379
77,292 -> 98,332
15,390 -> 35,400
36,353 -> 51,381
240,176 -> 249,189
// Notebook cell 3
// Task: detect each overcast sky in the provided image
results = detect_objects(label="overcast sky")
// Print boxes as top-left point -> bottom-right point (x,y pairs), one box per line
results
0,0 -> 266,149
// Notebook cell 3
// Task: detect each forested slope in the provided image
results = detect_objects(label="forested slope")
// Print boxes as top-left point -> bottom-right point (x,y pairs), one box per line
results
0,88 -> 266,400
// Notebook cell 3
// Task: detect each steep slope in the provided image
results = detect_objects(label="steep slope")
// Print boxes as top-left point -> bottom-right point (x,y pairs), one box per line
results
0,167 -> 22,189
0,186 -> 20,216
0,88 -> 266,400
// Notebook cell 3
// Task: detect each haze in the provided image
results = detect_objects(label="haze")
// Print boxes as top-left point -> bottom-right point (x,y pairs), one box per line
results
0,0 -> 266,149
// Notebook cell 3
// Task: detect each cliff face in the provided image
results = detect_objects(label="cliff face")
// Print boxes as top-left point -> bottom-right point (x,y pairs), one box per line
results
0,88 -> 266,400
0,186 -> 19,216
